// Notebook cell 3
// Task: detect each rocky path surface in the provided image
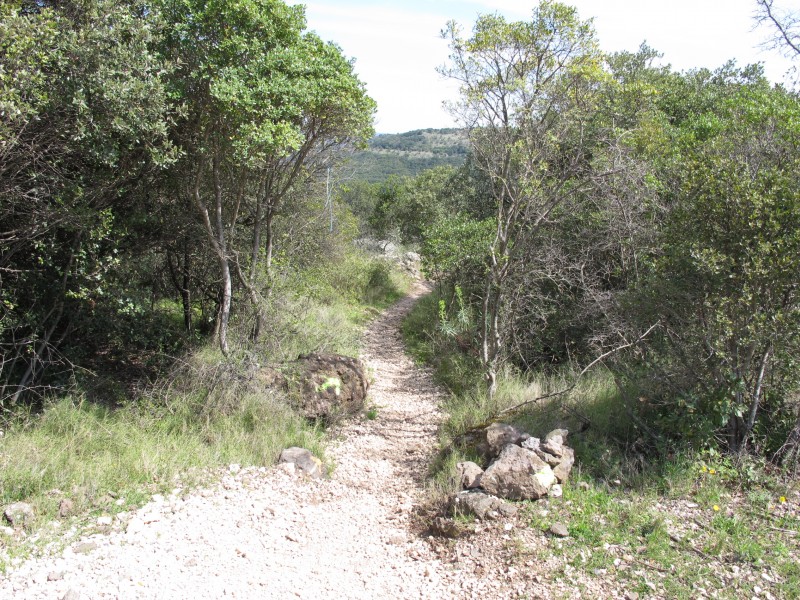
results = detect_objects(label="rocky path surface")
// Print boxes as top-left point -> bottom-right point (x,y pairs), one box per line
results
0,282 -> 506,599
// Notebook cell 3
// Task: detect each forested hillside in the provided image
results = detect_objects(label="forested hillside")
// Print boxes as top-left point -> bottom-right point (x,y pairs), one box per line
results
348,128 -> 468,181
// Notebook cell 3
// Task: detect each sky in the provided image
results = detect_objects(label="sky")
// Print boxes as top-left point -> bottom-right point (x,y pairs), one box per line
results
292,0 -> 796,134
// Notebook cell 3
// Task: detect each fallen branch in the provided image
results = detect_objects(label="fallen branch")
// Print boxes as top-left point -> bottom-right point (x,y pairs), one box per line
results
449,323 -> 660,447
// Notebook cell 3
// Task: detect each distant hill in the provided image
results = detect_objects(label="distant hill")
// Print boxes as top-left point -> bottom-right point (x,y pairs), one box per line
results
348,128 -> 468,182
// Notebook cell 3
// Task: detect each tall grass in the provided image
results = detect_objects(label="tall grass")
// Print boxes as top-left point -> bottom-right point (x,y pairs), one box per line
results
0,249 -> 408,568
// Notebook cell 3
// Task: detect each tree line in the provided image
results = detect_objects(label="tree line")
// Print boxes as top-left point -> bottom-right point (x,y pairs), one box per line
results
0,0 -> 375,406
353,2 -> 800,459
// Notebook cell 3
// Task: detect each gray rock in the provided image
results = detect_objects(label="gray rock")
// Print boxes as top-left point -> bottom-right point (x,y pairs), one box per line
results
534,449 -> 562,467
73,542 -> 97,554
553,446 -> 575,483
498,503 -> 519,518
521,437 -> 541,451
480,423 -> 529,458
545,428 -> 569,443
480,444 -> 555,500
456,461 -> 484,489
3,502 -> 33,527
278,447 -> 323,478
541,437 -> 564,457
549,522 -> 569,537
47,572 -> 64,582
62,591 -> 81,600
452,491 -> 511,520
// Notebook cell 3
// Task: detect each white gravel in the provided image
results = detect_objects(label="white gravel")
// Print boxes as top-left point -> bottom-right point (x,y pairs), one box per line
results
0,283 -> 493,600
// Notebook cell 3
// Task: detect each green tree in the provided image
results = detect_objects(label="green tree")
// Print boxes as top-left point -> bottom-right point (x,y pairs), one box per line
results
440,2 -> 604,394
0,0 -> 177,403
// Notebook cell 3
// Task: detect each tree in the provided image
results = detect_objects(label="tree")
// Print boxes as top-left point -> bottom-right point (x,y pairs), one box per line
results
439,2 -> 604,395
157,0 -> 374,353
0,0 -> 177,404
756,0 -> 800,58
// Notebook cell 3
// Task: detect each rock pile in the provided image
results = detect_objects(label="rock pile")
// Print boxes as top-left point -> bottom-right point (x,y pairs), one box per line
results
451,424 -> 575,520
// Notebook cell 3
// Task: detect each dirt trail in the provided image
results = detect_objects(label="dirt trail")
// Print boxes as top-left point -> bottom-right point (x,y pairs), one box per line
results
0,282 -> 499,599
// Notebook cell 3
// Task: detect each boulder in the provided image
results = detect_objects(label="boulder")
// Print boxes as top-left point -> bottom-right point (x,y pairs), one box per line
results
3,502 -> 34,527
451,491 -> 514,520
534,449 -> 562,467
279,447 -> 324,478
553,446 -> 575,483
456,461 -> 484,489
521,437 -> 541,452
480,444 -> 556,500
286,353 -> 369,422
545,428 -> 569,444
478,423 -> 529,459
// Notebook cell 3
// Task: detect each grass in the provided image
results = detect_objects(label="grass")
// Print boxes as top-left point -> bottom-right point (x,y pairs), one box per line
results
403,286 -> 800,598
0,249 -> 410,572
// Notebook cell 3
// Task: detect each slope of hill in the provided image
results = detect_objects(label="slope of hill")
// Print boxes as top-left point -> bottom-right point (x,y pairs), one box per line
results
349,128 -> 468,182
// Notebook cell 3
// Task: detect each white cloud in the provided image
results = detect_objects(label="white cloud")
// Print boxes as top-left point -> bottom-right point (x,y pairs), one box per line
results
299,0 -> 795,134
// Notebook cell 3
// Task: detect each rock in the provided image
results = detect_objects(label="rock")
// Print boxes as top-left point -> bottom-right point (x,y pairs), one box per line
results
431,517 -> 462,538
545,428 -> 569,443
283,353 -> 369,422
62,590 -> 81,600
497,503 -> 519,518
379,240 -> 399,256
480,444 -> 555,500
534,449 -> 562,467
521,437 -> 541,452
541,437 -> 564,458
549,522 -> 569,538
479,423 -> 529,459
97,516 -> 113,527
550,484 -> 563,498
58,499 -> 74,518
3,502 -> 34,527
456,461 -> 484,489
73,542 -> 97,554
452,491 -> 513,520
577,481 -> 590,490
278,447 -> 323,478
47,572 -> 64,582
553,446 -> 575,483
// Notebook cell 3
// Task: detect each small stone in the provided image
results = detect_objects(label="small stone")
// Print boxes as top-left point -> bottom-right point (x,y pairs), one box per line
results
550,484 -> 563,498
3,502 -> 34,527
549,522 -> 569,538
73,541 -> 97,554
278,447 -> 323,478
578,481 -> 590,490
62,590 -> 81,600
58,499 -> 74,518
625,592 -> 640,600
229,463 -> 241,474
47,572 -> 64,582
503,523 -> 514,531
97,516 -> 113,526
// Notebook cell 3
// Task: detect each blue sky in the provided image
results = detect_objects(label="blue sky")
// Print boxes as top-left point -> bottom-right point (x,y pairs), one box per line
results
292,1 -> 795,133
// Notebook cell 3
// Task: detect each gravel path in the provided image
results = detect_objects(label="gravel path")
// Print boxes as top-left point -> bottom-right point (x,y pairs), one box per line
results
0,282 -> 494,599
